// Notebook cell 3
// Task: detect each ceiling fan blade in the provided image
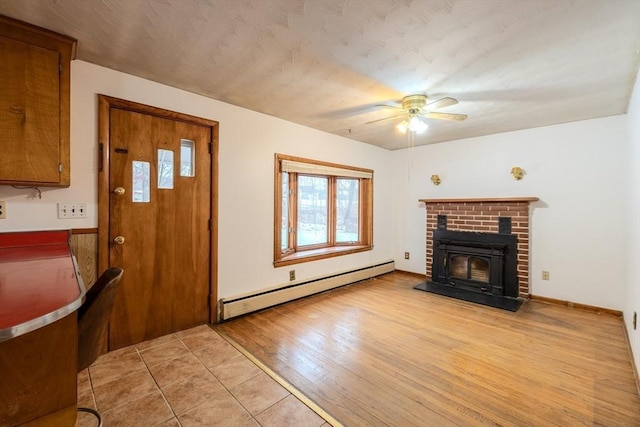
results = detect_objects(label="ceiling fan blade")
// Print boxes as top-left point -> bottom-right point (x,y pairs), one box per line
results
425,112 -> 468,121
365,114 -> 406,124
375,104 -> 405,111
426,97 -> 458,110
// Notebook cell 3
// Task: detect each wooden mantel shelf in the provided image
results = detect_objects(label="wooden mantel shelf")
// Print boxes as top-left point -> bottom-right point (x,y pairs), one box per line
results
419,197 -> 539,203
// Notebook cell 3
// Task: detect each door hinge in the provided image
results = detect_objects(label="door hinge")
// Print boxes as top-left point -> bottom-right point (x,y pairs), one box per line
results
208,218 -> 212,230
59,62 -> 62,74
58,163 -> 63,173
208,142 -> 212,154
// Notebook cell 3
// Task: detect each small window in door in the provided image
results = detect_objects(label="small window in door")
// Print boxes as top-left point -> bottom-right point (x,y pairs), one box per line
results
158,149 -> 174,189
180,139 -> 195,177
132,161 -> 151,202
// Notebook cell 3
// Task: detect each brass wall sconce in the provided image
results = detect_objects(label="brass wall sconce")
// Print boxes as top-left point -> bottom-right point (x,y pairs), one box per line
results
510,167 -> 524,180
430,174 -> 441,186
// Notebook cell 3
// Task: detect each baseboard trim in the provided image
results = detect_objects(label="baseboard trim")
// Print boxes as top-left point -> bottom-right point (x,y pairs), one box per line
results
621,316 -> 640,397
393,270 -> 427,280
220,260 -> 395,320
529,294 -> 622,317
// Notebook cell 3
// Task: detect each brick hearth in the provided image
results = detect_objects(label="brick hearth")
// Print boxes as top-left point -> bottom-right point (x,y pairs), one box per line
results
419,197 -> 538,297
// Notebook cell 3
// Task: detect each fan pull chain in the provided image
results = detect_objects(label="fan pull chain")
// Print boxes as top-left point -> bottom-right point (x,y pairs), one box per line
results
407,131 -> 415,181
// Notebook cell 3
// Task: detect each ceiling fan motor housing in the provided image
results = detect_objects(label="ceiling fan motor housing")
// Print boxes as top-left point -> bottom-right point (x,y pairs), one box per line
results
401,94 -> 427,114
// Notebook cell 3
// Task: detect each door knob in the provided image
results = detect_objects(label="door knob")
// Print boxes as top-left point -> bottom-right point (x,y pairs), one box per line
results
113,187 -> 126,196
113,236 -> 125,245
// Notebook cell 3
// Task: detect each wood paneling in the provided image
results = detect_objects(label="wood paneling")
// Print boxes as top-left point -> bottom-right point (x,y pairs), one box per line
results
70,231 -> 98,288
217,271 -> 640,426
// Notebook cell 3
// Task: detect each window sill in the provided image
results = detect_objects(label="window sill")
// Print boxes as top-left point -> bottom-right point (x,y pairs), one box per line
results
274,245 -> 372,267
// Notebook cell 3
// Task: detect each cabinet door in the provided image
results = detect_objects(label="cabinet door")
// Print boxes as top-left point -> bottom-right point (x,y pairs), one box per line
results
0,35 -> 61,184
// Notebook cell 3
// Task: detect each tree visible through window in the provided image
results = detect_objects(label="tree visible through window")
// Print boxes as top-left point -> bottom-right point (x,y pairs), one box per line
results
274,154 -> 373,266
336,178 -> 359,243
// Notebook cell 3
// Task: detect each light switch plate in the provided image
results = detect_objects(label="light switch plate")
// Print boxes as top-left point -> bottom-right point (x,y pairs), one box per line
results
57,202 -> 87,219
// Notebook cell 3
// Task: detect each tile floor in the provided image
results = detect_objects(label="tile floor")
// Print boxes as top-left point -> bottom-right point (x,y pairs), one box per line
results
76,325 -> 329,427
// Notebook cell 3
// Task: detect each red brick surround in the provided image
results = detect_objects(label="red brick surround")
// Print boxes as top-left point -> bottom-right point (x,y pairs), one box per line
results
420,197 -> 538,297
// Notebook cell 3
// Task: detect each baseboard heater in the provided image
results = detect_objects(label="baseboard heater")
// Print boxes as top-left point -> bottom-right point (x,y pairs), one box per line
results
220,260 -> 395,321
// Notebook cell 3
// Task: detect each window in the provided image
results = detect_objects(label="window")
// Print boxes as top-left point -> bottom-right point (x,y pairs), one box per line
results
274,154 -> 373,266
180,139 -> 195,177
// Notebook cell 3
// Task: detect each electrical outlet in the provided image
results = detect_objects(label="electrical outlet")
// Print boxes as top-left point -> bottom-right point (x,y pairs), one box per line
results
404,252 -> 410,260
57,202 -> 88,219
542,271 -> 550,280
0,200 -> 6,219
289,270 -> 295,281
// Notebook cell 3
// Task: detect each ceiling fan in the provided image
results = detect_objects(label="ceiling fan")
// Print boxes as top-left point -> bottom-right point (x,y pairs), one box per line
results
366,94 -> 467,134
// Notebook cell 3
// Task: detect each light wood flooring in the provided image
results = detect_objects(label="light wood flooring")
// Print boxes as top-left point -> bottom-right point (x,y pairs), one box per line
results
216,271 -> 640,426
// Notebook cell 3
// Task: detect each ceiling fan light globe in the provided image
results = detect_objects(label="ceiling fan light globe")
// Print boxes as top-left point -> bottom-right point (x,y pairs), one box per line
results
409,116 -> 428,134
396,120 -> 409,134
414,121 -> 428,134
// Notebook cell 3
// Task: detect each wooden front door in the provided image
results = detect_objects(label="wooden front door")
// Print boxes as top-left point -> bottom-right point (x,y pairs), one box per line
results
98,96 -> 218,350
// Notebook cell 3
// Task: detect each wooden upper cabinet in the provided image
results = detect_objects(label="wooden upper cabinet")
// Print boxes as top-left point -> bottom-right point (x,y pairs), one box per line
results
0,15 -> 76,187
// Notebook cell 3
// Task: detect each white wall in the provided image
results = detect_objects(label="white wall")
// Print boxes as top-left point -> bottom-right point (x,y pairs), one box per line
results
392,114 -> 629,310
0,58 -> 635,316
623,68 -> 640,376
0,60 -> 394,300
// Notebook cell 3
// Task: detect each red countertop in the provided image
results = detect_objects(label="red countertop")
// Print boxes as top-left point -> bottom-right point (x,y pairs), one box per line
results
0,230 -> 86,341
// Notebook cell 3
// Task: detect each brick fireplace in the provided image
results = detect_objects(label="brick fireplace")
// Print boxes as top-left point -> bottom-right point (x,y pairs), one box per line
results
419,197 -> 538,297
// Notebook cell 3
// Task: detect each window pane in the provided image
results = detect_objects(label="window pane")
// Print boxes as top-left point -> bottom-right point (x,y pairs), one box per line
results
336,178 -> 359,243
180,139 -> 195,177
157,149 -> 174,189
132,161 -> 150,202
281,172 -> 289,251
297,175 -> 328,246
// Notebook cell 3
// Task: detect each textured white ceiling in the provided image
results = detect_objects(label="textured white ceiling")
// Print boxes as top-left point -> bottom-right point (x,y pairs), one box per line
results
1,0 -> 638,150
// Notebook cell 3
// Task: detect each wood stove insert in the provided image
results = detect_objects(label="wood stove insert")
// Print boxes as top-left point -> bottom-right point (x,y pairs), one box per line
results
430,229 -> 519,298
